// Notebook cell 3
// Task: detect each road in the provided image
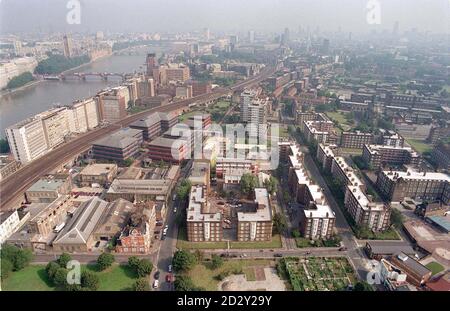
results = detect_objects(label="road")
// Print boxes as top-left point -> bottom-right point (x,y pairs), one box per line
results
0,66 -> 276,211
301,151 -> 371,280
153,159 -> 193,291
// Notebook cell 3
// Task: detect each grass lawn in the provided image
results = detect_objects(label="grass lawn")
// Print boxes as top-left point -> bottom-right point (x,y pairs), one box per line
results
84,264 -> 140,291
295,237 -> 341,248
406,139 -> 432,154
425,262 -> 445,276
339,148 -> 363,155
325,111 -> 353,130
213,101 -> 231,110
2,265 -> 54,291
2,264 -> 140,291
177,226 -> 282,250
187,259 -> 273,290
279,127 -> 289,138
179,110 -> 199,122
230,234 -> 282,249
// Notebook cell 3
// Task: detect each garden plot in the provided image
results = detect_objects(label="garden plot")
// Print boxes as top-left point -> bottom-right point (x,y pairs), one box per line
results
283,257 -> 356,291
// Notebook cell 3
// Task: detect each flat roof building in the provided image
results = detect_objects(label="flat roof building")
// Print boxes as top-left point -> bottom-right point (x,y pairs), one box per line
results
237,188 -> 273,242
92,127 -> 143,162
186,185 -> 223,242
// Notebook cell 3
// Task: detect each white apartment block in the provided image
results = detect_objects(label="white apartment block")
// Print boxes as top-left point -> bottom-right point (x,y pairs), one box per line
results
0,210 -> 22,244
67,98 -> 100,133
37,107 -> 70,149
6,117 -> 49,164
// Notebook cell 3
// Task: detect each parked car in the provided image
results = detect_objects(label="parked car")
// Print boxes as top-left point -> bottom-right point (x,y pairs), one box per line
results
168,264 -> 172,272
173,207 -> 177,213
154,271 -> 160,280
161,235 -> 166,240
94,241 -> 100,248
166,273 -> 173,283
153,280 -> 159,289
339,247 -> 347,251
274,253 -> 283,257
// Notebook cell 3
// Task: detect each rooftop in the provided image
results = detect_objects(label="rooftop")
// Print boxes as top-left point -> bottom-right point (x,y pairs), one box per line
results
26,176 -> 67,192
187,185 -> 221,222
382,169 -> 450,182
392,252 -> 431,277
53,197 -> 109,245
237,188 -> 272,222
79,163 -> 117,176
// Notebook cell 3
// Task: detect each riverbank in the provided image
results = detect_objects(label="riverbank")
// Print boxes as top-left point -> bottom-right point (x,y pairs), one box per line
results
0,52 -> 114,97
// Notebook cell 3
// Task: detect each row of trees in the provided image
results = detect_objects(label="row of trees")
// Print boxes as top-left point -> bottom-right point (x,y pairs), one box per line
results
45,253 -> 100,291
35,54 -> 90,75
177,179 -> 192,201
6,71 -> 35,89
239,173 -> 278,196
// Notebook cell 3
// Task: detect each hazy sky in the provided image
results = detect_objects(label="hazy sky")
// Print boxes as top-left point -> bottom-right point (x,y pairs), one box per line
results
1,0 -> 449,35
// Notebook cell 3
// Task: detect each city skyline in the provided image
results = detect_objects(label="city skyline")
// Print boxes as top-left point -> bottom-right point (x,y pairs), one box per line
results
1,0 -> 449,35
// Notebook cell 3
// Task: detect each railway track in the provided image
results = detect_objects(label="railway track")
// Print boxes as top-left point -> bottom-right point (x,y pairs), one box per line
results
0,66 -> 276,210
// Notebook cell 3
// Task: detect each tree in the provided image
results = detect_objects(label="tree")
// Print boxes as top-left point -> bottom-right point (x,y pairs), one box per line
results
173,250 -> 197,272
194,249 -> 204,262
273,213 -> 288,234
390,209 -> 404,229
211,254 -> 224,270
11,248 -> 33,271
46,261 -> 60,280
6,72 -> 35,89
239,173 -> 259,196
53,268 -> 68,287
128,256 -> 140,269
291,229 -> 301,238
57,253 -> 72,268
136,259 -> 153,277
263,176 -> 278,195
0,138 -> 10,153
353,281 -> 374,291
1,259 -> 13,281
123,158 -> 134,167
174,275 -> 198,291
177,179 -> 192,201
81,271 -> 99,291
97,253 -> 115,271
132,278 -> 150,291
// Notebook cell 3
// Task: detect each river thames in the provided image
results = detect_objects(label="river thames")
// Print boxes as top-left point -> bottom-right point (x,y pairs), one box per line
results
0,46 -> 164,136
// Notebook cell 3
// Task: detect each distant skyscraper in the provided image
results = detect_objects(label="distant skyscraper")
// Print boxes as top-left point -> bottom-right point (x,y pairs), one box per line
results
63,34 -> 73,58
204,28 -> 210,40
146,53 -> 157,77
230,35 -> 239,45
321,39 -> 330,54
248,30 -> 255,43
283,27 -> 290,45
13,40 -> 22,56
